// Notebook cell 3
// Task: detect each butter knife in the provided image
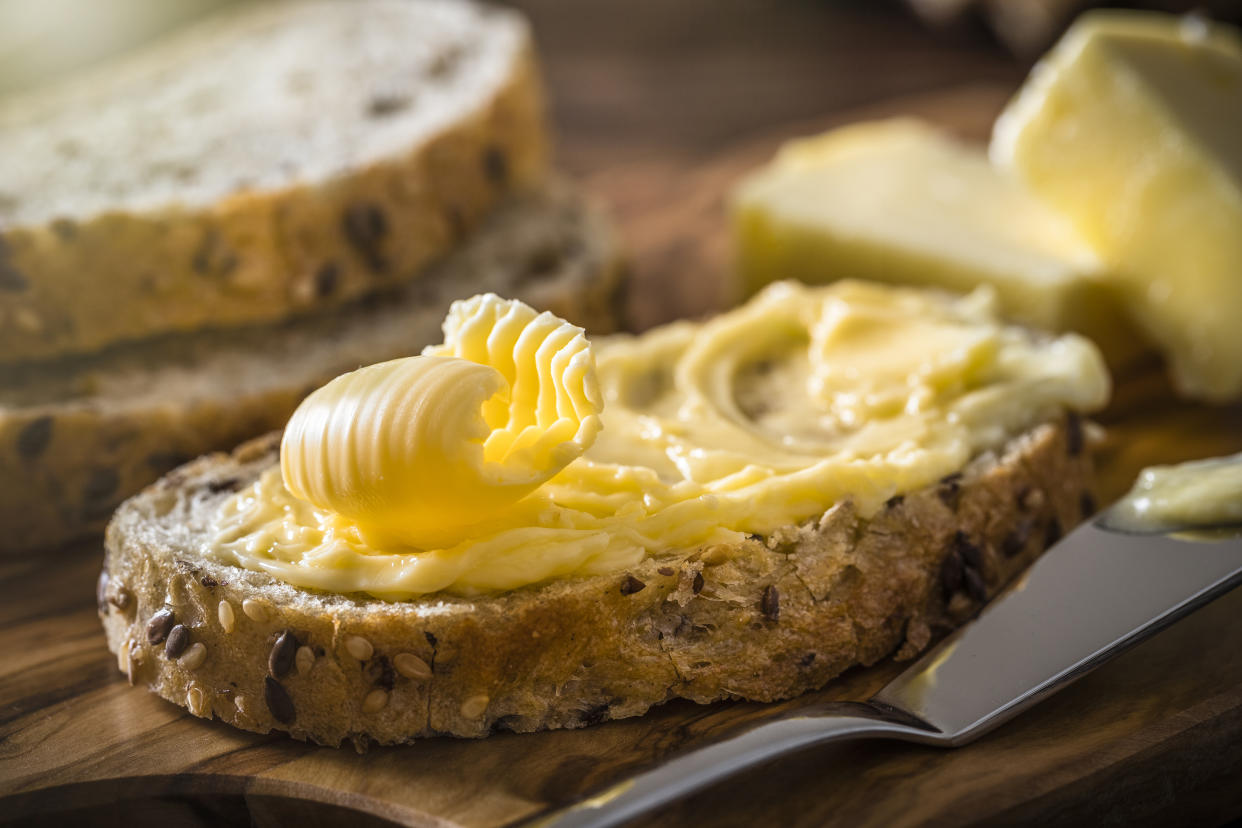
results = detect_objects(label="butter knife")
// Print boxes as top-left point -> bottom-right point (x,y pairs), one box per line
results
523,505 -> 1242,828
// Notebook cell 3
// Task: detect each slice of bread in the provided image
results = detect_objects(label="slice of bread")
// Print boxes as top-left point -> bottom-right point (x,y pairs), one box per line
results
0,183 -> 624,552
100,415 -> 1093,747
0,0 -> 546,363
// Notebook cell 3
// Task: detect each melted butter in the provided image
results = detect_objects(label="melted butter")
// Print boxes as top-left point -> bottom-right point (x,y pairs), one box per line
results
210,281 -> 1109,599
1105,452 -> 1242,534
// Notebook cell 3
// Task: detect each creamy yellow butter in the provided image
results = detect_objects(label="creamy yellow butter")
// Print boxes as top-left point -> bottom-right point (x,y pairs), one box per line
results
732,119 -> 1140,366
279,294 -> 602,549
1107,452 -> 1242,533
991,11 -> 1242,400
210,282 -> 1109,599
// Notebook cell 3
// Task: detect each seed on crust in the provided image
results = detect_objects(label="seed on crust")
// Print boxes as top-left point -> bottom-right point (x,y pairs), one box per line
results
50,217 -> 77,240
460,694 -> 489,719
938,475 -> 963,509
205,477 -> 241,494
953,531 -> 984,570
164,624 -> 190,659
393,652 -> 432,680
191,228 -> 239,278
362,688 -> 389,713
218,599 -> 236,633
941,550 -> 965,596
963,566 -> 988,602
242,598 -> 270,623
1044,517 -> 1064,548
265,677 -> 296,725
577,702 -> 612,727
1080,491 -> 1097,520
314,262 -> 340,298
760,585 -> 780,621
657,566 -> 675,577
1066,412 -> 1084,456
179,642 -> 207,670
1002,518 -> 1035,558
108,584 -> 133,611
295,645 -> 315,677
692,571 -> 705,594
345,635 -> 374,661
146,609 -> 175,645
483,145 -> 508,185
186,685 -> 208,718
341,202 -> 389,273
17,416 -> 53,460
619,575 -> 646,595
269,630 -> 299,679
96,571 -> 109,613
82,468 -> 120,515
118,636 -> 134,682
124,639 -> 142,686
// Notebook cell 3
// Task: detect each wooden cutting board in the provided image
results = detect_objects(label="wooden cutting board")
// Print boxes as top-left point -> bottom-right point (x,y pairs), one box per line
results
4,83 -> 1242,828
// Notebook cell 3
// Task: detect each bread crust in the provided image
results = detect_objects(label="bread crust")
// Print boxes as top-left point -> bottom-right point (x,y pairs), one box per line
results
0,18 -> 547,364
0,185 -> 625,552
99,416 -> 1094,747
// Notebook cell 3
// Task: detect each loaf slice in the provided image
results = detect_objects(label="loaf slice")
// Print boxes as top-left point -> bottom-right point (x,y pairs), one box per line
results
0,183 -> 623,552
100,415 -> 1094,747
0,0 -> 546,363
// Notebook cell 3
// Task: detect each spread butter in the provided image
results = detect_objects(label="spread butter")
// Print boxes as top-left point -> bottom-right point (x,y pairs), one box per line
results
1106,452 -> 1242,533
210,282 -> 1109,598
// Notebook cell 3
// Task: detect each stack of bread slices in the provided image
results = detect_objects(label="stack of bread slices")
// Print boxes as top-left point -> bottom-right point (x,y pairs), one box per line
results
0,0 -> 625,551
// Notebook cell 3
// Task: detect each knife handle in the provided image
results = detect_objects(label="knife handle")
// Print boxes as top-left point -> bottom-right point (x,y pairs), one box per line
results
518,701 -> 940,828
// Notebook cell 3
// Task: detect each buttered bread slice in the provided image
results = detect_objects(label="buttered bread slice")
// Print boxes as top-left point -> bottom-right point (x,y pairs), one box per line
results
100,282 -> 1108,745
0,0 -> 545,363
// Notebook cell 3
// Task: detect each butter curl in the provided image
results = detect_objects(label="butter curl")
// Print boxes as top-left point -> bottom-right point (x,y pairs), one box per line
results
281,295 -> 602,548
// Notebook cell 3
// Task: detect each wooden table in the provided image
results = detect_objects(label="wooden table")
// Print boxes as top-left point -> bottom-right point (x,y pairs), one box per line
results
5,3 -> 1242,826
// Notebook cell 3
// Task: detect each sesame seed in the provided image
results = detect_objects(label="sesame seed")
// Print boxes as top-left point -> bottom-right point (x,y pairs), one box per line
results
179,642 -> 207,670
186,685 -> 208,718
362,688 -> 389,713
295,645 -> 315,677
218,599 -> 236,633
242,598 -> 270,623
393,652 -> 432,680
125,640 -> 142,686
233,693 -> 257,728
460,694 -> 489,719
345,635 -> 373,661
760,585 -> 780,621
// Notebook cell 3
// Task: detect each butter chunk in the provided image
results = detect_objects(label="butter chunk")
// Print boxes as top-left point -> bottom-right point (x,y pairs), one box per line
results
732,119 -> 1140,366
992,11 -> 1242,401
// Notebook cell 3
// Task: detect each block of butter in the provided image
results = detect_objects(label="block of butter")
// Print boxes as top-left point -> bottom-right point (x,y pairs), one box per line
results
732,118 -> 1140,366
991,11 -> 1242,401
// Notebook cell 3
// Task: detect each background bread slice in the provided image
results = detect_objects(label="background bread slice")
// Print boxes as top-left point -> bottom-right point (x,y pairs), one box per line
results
100,415 -> 1092,747
0,0 -> 546,363
0,183 -> 624,552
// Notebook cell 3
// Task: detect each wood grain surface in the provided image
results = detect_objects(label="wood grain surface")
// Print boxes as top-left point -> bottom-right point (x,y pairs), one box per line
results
5,5 -> 1242,825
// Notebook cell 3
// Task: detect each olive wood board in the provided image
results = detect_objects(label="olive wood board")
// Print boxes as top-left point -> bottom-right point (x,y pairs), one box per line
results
4,82 -> 1242,828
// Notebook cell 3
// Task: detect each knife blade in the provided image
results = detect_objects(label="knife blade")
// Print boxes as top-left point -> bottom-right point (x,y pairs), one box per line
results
522,511 -> 1242,828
